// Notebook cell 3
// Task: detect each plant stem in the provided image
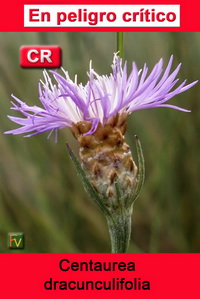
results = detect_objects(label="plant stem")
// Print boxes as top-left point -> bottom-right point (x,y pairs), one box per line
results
106,206 -> 132,253
117,32 -> 124,59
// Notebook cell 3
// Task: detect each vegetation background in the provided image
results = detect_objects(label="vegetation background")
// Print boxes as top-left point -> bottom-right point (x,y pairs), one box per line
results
0,32 -> 199,253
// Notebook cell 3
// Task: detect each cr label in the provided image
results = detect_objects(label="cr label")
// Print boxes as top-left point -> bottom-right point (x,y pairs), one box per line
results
20,46 -> 61,68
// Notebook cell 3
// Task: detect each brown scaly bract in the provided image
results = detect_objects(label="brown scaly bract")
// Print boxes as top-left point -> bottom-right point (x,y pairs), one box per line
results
71,113 -> 138,208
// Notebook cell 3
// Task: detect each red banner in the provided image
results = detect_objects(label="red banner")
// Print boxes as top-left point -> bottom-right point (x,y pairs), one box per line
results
0,253 -> 199,298
0,0 -> 200,31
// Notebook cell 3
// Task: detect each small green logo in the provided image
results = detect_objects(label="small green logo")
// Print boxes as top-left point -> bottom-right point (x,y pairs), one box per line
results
8,232 -> 24,249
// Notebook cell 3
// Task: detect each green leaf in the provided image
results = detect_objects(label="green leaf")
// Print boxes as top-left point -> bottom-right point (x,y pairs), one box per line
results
131,135 -> 145,203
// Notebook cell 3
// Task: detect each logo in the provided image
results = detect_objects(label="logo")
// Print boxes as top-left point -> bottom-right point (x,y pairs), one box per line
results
8,232 -> 24,249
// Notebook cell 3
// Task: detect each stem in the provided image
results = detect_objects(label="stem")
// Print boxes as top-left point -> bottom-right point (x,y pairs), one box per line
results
117,32 -> 124,59
106,207 -> 132,253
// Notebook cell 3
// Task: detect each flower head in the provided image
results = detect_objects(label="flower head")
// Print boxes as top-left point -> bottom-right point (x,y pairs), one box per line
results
5,54 -> 198,203
5,54 -> 197,139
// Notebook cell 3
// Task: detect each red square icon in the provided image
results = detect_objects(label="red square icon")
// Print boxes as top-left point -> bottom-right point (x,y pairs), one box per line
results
20,46 -> 61,68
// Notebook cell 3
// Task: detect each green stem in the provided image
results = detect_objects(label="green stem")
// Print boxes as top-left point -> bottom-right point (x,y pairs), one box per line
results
117,32 -> 124,59
106,206 -> 132,253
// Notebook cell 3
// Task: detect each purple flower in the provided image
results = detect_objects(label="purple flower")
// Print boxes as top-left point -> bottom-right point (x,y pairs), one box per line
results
5,54 -> 198,139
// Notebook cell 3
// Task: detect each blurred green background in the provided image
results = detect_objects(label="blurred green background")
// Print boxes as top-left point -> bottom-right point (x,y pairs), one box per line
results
0,32 -> 199,253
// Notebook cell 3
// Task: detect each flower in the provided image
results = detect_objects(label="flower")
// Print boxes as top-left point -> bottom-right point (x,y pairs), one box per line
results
5,54 -> 198,201
5,54 -> 197,139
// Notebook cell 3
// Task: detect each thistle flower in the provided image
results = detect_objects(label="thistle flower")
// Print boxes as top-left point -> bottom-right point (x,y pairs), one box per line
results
5,54 -> 198,253
5,54 -> 197,136
5,54 -> 197,204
